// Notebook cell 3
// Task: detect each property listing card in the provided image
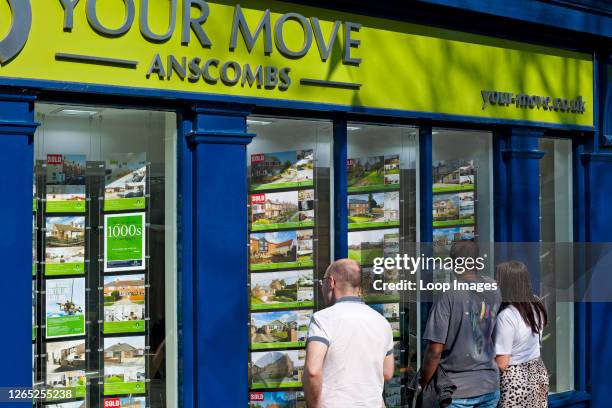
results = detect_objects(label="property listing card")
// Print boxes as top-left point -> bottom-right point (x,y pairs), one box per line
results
46,154 -> 86,213
104,153 -> 147,212
104,213 -> 146,272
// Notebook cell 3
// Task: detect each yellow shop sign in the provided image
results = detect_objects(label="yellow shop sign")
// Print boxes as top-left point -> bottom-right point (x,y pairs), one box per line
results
0,0 -> 594,126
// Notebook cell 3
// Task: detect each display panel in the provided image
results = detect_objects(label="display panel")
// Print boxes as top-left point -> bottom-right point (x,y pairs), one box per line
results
247,117 -> 331,403
33,105 -> 177,408
347,123 -> 419,408
432,129 -> 493,283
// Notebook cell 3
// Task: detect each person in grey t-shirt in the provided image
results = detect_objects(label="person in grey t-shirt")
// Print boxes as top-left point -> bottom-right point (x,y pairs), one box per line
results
420,241 -> 501,407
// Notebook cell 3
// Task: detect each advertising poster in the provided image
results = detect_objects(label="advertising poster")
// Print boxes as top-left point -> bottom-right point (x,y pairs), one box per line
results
433,191 -> 475,227
362,267 -> 401,303
432,226 -> 475,257
250,150 -> 314,191
348,228 -> 400,265
46,154 -> 86,213
370,303 -> 401,337
347,154 -> 400,192
45,216 -> 85,276
104,153 -> 147,211
104,274 -> 145,334
46,340 -> 87,399
102,397 -> 146,408
250,189 -> 315,231
250,349 -> 305,389
104,213 -> 146,272
432,159 -> 475,193
348,191 -> 400,229
46,278 -> 85,338
251,270 -> 314,310
250,230 -> 314,270
251,310 -> 311,350
249,391 -> 297,408
103,336 -> 146,395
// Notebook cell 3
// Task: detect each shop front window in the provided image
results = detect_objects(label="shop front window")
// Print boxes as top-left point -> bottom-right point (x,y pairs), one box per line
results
246,117 -> 332,406
432,129 -> 494,278
32,104 -> 178,407
539,138 -> 574,393
347,123 -> 419,408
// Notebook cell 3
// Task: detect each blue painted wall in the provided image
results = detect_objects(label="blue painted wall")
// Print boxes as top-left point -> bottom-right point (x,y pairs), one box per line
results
0,93 -> 37,406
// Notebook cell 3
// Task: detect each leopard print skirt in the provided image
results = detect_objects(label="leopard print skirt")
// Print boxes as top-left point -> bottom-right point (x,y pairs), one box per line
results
499,357 -> 549,407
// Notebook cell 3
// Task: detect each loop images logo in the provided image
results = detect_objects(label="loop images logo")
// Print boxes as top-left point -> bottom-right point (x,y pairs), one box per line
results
0,0 -> 31,64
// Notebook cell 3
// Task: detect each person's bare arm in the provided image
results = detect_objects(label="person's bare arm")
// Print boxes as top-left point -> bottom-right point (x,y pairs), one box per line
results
383,353 -> 395,381
303,341 -> 328,408
495,354 -> 511,371
419,341 -> 444,388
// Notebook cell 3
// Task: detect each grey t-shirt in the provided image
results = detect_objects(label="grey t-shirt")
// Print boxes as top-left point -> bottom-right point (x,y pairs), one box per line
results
423,275 -> 502,398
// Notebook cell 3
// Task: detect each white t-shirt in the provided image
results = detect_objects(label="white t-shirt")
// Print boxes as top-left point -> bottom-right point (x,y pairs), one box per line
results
307,296 -> 394,408
494,305 -> 542,365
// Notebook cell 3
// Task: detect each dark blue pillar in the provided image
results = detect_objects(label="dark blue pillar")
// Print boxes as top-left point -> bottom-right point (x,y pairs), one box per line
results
333,117 -> 348,259
0,92 -> 37,404
496,128 -> 544,289
581,152 -> 612,406
183,104 -> 254,408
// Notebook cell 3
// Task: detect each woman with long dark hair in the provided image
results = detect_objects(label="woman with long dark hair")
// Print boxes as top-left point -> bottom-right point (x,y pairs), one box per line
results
494,261 -> 549,407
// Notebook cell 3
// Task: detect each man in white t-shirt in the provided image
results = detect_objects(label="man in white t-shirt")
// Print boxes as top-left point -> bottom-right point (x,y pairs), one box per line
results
303,259 -> 395,408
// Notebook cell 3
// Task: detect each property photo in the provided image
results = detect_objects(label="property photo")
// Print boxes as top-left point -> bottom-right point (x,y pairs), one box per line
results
384,377 -> 402,408
46,154 -> 86,192
296,230 -> 313,260
250,350 -> 305,389
250,270 -> 314,310
361,267 -> 401,302
348,191 -> 400,229
432,226 -> 476,256
249,391 -> 297,408
250,189 -> 315,231
102,397 -> 146,408
251,150 -> 314,191
46,340 -> 86,397
103,336 -> 146,395
250,231 -> 296,268
45,216 -> 85,275
433,191 -> 475,226
347,154 -> 401,192
348,228 -> 400,265
46,277 -> 86,338
370,303 -> 401,337
251,310 -> 312,350
104,275 -> 146,334
432,159 -> 475,193
104,153 -> 147,210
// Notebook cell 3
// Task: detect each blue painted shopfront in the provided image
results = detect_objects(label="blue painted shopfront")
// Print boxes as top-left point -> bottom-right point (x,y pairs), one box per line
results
0,1 -> 610,407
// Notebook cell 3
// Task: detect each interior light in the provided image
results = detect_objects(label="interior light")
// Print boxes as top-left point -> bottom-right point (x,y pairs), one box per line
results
54,109 -> 100,116
347,126 -> 361,131
247,119 -> 272,126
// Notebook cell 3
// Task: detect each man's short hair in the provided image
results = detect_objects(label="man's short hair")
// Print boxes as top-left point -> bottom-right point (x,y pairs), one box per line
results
450,240 -> 479,260
326,259 -> 361,289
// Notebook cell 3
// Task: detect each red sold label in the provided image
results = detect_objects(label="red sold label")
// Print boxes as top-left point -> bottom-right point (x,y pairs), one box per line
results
104,398 -> 121,407
251,153 -> 265,163
47,154 -> 63,165
251,193 -> 266,204
250,392 -> 264,401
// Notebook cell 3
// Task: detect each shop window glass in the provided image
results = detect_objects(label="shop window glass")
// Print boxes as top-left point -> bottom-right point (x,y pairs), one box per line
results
539,138 -> 574,393
246,117 -> 332,406
431,129 -> 494,279
32,104 -> 178,407
347,123 -> 419,408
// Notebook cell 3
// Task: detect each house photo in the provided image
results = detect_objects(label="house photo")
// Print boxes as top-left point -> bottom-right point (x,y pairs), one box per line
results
251,310 -> 311,349
250,231 -> 297,265
250,350 -> 304,389
105,153 -> 147,200
46,340 -> 86,392
250,270 -> 314,310
104,275 -> 146,329
347,155 -> 385,190
249,391 -> 296,408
